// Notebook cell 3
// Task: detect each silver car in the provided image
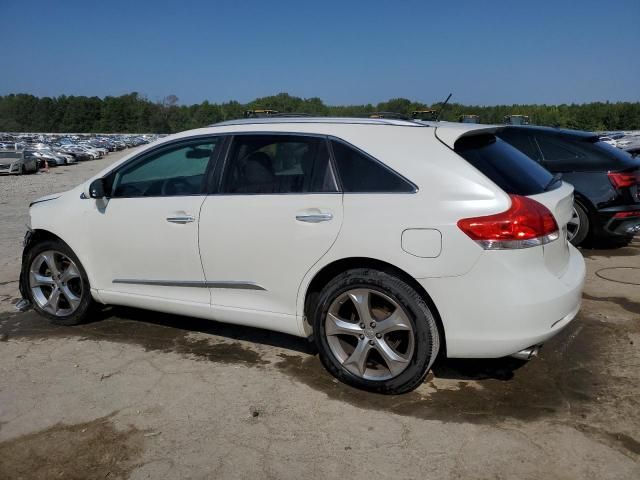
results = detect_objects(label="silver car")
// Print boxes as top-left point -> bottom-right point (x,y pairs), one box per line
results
0,151 -> 39,175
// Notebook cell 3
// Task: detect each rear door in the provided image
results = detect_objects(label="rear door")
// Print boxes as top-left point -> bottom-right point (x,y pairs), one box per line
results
198,133 -> 343,317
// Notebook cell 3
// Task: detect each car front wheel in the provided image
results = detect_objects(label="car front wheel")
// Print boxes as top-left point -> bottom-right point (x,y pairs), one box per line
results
312,269 -> 440,394
23,238 -> 95,326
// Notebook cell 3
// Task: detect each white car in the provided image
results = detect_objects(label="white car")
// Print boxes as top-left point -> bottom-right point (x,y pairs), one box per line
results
599,136 -> 617,147
19,118 -> 585,394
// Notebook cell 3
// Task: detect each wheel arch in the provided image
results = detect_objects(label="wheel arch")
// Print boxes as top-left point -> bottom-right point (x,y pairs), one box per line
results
301,256 -> 447,357
21,228 -> 96,298
573,190 -> 595,214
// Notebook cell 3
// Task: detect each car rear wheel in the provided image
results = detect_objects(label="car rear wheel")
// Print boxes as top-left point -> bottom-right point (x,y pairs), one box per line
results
312,269 -> 440,394
24,239 -> 95,326
567,202 -> 590,246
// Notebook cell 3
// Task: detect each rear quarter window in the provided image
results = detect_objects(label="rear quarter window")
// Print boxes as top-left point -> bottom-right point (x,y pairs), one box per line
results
455,134 -> 555,196
330,140 -> 415,193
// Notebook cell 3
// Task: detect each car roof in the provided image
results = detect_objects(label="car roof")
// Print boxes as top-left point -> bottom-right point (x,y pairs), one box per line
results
141,117 -> 512,151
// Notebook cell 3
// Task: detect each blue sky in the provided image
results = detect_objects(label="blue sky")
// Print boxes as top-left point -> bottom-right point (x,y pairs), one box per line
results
1,0 -> 638,106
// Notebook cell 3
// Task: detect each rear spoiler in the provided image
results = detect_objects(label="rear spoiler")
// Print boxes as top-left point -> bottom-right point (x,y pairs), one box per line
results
435,125 -> 504,149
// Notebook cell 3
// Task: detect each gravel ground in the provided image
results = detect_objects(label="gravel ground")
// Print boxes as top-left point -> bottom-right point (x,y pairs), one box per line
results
0,151 -> 129,303
0,154 -> 639,479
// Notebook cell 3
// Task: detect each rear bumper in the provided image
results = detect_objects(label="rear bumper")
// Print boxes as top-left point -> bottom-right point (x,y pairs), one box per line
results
598,205 -> 640,237
419,243 -> 585,358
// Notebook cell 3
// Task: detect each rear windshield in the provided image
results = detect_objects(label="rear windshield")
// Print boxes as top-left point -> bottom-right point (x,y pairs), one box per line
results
455,134 -> 555,195
534,134 -> 639,171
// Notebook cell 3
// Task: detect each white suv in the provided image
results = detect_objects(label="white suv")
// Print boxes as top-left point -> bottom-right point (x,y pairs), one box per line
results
19,118 -> 585,394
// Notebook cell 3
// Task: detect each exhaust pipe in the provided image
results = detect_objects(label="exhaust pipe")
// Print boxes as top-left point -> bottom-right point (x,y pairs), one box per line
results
510,346 -> 540,361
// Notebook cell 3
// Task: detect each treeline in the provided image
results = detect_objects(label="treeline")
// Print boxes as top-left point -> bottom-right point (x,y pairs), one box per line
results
1,92 -> 639,133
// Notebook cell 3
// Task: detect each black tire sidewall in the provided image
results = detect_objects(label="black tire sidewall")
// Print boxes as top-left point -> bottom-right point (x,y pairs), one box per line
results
312,269 -> 439,394
24,238 -> 93,326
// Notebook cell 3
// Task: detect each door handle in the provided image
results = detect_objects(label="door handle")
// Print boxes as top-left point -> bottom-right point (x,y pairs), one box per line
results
296,212 -> 333,223
166,215 -> 195,224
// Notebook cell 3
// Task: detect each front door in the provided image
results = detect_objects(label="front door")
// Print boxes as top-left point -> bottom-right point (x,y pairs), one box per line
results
87,137 -> 222,306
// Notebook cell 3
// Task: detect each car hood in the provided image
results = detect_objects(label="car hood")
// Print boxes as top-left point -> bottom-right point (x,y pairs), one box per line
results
30,192 -> 62,207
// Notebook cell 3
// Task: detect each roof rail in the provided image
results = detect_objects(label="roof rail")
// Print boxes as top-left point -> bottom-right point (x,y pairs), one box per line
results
209,117 -> 428,127
269,113 -> 313,117
365,111 -> 410,120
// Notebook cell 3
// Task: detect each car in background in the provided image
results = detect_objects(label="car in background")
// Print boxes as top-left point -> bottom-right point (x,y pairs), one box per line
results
599,136 -> 617,147
460,114 -> 480,124
0,150 -> 39,174
81,143 -> 108,156
56,145 -> 92,161
24,148 -> 75,167
411,110 -> 438,121
504,115 -> 530,125
625,145 -> 640,158
498,126 -> 640,247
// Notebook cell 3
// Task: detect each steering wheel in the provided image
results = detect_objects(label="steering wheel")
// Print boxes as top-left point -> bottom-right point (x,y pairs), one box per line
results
161,177 -> 192,196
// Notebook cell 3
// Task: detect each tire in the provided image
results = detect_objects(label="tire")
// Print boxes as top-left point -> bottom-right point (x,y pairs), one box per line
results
568,202 -> 590,247
22,238 -> 95,326
312,268 -> 440,394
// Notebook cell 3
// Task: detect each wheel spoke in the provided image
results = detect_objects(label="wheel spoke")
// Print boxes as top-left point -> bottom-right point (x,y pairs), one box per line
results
60,262 -> 81,283
325,313 -> 362,337
375,309 -> 412,335
348,289 -> 373,324
44,287 -> 61,314
343,340 -> 372,377
30,272 -> 55,287
60,285 -> 81,310
41,251 -> 60,277
375,338 -> 410,377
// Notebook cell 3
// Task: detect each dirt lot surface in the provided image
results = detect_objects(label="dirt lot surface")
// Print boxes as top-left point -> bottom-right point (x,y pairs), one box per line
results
0,155 -> 639,479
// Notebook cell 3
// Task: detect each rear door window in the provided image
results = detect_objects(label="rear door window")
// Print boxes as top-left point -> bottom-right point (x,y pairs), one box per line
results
455,134 -> 555,195
222,134 -> 338,194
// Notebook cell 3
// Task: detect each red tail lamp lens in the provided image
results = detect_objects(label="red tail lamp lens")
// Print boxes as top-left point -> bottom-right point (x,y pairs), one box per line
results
457,195 -> 560,249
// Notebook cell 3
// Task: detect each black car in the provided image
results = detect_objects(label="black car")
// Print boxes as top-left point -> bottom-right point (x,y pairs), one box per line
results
498,126 -> 640,247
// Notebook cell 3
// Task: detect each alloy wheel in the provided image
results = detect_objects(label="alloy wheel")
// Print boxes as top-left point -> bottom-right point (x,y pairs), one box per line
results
29,250 -> 83,316
325,288 -> 415,381
567,206 -> 581,242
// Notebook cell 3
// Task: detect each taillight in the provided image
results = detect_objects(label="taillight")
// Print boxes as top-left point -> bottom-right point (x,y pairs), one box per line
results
613,211 -> 640,219
457,195 -> 560,250
608,171 -> 640,189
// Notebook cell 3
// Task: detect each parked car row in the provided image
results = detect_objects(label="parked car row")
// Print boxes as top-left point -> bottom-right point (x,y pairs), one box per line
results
0,133 -> 158,175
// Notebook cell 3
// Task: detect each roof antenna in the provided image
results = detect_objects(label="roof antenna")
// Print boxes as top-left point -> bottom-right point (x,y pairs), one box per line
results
435,93 -> 452,122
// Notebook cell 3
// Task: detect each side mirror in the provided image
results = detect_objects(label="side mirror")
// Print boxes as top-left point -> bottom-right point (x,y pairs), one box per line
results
89,178 -> 106,199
